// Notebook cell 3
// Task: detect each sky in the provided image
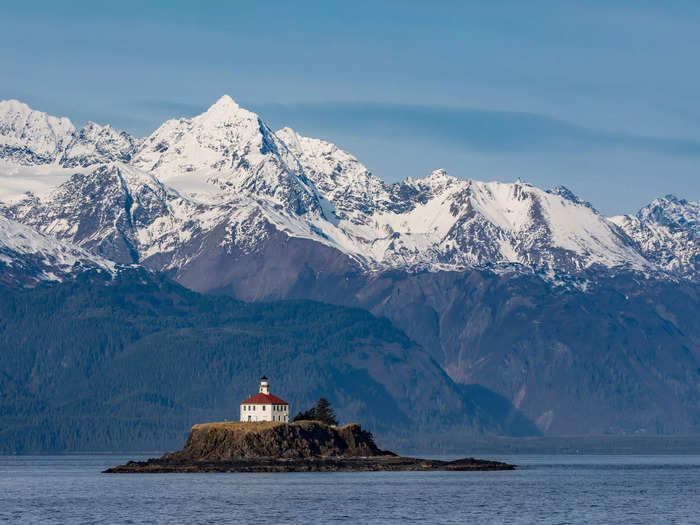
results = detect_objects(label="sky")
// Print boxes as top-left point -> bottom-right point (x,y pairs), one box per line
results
1,1 -> 699,215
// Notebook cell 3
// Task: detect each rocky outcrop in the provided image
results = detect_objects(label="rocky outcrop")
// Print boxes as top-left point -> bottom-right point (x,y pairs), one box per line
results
167,421 -> 389,460
105,421 -> 514,472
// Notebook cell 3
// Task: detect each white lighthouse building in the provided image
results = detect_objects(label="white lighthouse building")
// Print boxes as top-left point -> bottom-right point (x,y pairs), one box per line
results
240,376 -> 289,422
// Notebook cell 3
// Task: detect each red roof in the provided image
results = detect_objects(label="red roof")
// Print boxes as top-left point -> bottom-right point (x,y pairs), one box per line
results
241,393 -> 288,405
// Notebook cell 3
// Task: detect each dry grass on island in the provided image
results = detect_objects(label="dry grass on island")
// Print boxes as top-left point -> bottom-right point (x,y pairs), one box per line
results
190,420 -> 324,433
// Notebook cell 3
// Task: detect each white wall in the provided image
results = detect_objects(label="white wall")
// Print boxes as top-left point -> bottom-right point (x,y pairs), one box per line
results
240,404 -> 289,422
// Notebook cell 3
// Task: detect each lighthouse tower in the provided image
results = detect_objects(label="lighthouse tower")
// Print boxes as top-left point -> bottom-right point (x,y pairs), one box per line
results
240,376 -> 289,422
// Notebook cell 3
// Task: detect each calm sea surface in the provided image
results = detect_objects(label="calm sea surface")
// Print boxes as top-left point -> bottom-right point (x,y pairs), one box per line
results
1,455 -> 699,524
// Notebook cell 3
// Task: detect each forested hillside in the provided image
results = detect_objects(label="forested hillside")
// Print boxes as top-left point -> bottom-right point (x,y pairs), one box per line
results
0,269 -> 537,453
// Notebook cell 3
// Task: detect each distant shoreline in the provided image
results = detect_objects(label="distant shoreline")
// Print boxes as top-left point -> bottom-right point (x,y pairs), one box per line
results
5,435 -> 700,456
400,435 -> 700,456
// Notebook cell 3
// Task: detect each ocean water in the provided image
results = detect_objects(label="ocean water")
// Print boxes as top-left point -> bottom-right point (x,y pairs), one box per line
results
1,455 -> 699,524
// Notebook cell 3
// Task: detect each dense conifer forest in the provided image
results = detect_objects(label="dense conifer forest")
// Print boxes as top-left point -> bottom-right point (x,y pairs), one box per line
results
0,269 -> 537,453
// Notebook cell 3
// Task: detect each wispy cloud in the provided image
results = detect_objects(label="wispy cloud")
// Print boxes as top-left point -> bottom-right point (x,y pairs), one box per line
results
252,101 -> 700,158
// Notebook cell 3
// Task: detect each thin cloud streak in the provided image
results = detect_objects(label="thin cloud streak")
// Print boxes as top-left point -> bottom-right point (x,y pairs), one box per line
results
251,101 -> 700,158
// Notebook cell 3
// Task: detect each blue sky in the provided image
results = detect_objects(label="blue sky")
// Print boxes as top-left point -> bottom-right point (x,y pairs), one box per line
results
1,1 -> 699,215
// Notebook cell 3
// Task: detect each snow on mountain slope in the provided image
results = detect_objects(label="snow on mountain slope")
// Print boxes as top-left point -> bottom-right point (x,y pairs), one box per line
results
61,122 -> 141,168
0,100 -> 75,165
276,129 -> 650,273
611,195 -> 699,280
0,214 -> 113,285
5,162 -> 179,264
0,96 -> 691,281
0,159 -> 87,204
2,160 -> 303,271
546,185 -> 598,212
276,127 -> 393,222
131,96 -> 320,215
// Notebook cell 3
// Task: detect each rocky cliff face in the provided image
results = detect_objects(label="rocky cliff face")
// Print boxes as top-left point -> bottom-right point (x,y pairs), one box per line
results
166,421 -> 387,461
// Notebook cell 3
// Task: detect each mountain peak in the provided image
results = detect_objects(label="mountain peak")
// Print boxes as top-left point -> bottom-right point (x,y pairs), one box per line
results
0,99 -> 74,130
655,194 -> 687,207
276,126 -> 301,143
129,96 -> 319,214
0,99 -> 75,164
82,121 -> 114,131
200,95 -> 250,121
426,168 -> 451,179
547,185 -> 597,212
638,194 -> 699,229
60,121 -> 139,168
211,94 -> 239,109
0,99 -> 32,114
418,169 -> 456,188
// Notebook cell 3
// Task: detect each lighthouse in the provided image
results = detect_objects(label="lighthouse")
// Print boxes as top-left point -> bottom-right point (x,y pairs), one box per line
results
240,376 -> 289,422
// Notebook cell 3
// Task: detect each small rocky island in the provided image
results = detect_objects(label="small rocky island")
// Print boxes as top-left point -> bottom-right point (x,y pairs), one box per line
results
105,421 -> 514,473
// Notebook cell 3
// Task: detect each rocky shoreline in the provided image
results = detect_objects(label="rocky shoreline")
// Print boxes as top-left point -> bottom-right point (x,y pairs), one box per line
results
104,421 -> 515,473
105,456 -> 513,473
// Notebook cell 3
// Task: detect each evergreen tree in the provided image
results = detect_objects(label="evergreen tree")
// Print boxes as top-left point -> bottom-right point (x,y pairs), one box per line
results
292,408 -> 316,422
314,397 -> 338,426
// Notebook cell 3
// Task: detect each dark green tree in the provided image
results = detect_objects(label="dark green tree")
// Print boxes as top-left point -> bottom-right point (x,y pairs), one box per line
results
292,408 -> 316,422
291,398 -> 338,425
314,397 -> 338,426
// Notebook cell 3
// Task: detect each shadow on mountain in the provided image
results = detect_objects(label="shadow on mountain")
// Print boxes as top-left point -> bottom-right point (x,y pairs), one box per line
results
460,384 -> 541,438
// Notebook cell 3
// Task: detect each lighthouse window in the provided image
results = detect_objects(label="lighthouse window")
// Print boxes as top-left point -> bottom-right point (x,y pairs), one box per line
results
262,405 -> 266,411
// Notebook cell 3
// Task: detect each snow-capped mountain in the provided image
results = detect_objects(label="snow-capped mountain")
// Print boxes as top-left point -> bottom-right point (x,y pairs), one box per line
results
0,100 -> 74,165
276,126 -> 395,222
278,126 -> 651,274
5,162 -> 174,263
131,95 -> 320,215
0,214 -> 112,286
611,195 -> 699,281
61,121 -> 141,168
0,96 -> 697,283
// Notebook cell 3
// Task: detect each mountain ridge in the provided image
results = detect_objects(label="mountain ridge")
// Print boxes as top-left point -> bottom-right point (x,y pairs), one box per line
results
0,214 -> 113,286
1,96 -> 696,281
